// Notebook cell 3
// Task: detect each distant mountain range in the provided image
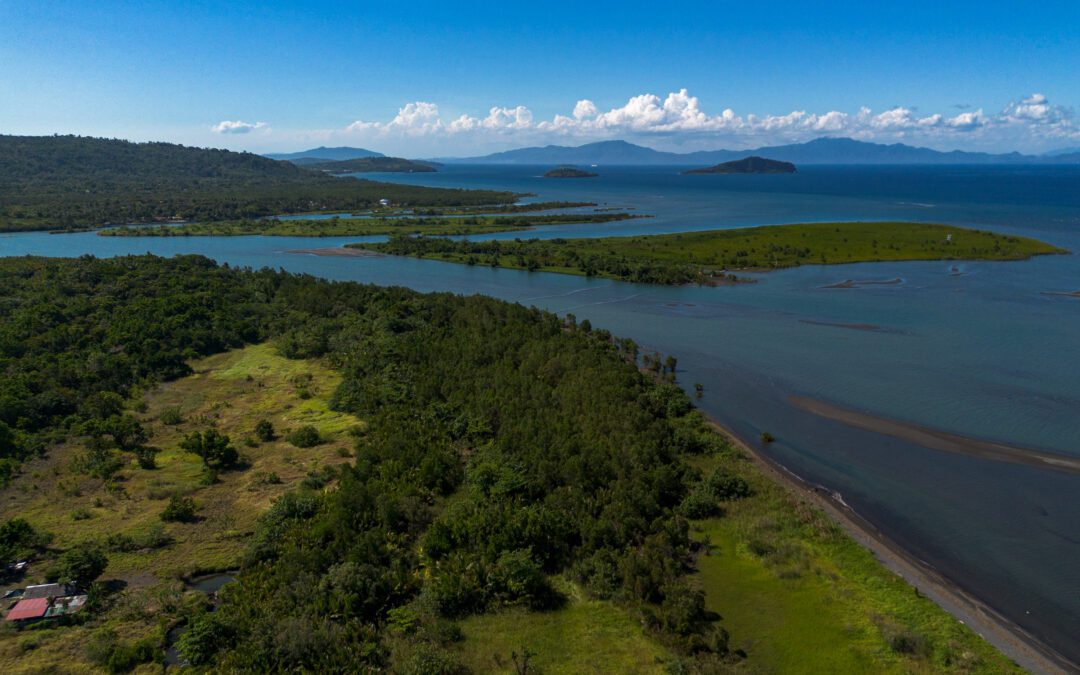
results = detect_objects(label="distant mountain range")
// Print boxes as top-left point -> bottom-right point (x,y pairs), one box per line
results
437,138 -> 1080,166
265,146 -> 384,163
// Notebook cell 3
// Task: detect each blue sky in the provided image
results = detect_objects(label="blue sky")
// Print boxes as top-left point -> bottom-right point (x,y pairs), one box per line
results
1,1 -> 1078,155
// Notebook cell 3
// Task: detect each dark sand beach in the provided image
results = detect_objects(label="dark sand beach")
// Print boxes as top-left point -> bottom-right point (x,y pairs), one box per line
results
702,414 -> 1077,674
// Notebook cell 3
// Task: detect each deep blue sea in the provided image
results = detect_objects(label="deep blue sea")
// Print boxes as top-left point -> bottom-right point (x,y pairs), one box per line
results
2,164 -> 1079,662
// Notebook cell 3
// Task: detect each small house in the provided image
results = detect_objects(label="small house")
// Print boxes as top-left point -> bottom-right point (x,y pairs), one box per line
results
5,597 -> 48,622
22,583 -> 72,600
378,198 -> 391,207
44,595 -> 88,618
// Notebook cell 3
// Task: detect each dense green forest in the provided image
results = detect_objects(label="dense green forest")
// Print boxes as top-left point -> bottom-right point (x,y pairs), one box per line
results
0,255 -> 732,670
352,235 -> 736,285
98,212 -> 640,237
0,136 -> 516,232
354,222 -> 1064,285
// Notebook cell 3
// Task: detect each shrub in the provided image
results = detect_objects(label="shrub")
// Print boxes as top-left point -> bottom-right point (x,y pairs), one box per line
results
704,468 -> 752,501
176,614 -> 235,666
161,495 -> 197,523
159,407 -> 184,425
180,429 -> 238,469
254,419 -> 275,442
287,425 -> 321,448
48,547 -> 108,585
133,445 -> 159,469
679,490 -> 722,519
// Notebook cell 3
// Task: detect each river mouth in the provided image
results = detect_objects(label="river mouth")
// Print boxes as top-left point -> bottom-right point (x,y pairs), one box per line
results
163,572 -> 239,666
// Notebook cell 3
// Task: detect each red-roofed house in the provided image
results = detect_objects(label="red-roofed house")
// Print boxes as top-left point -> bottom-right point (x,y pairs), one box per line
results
6,597 -> 49,622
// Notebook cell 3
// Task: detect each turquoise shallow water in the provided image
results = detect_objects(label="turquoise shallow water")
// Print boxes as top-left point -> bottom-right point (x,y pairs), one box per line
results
2,164 -> 1079,662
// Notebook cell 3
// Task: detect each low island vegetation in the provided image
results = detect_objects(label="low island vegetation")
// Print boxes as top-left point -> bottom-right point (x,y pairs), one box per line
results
99,211 -> 641,237
353,221 -> 1065,285
0,255 -> 1017,672
305,156 -> 438,173
544,166 -> 599,178
683,156 -> 797,174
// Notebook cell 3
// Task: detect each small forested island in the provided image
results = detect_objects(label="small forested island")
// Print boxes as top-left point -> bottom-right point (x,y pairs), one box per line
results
544,166 -> 599,178
0,255 -> 1016,672
100,211 -> 640,237
0,135 -> 515,232
305,156 -> 438,173
353,221 -> 1065,285
683,156 -> 797,174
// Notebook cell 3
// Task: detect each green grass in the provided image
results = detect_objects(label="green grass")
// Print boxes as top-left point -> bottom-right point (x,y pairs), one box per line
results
686,451 -> 1023,674
98,211 -> 638,237
357,221 -> 1066,285
0,343 -> 361,671
452,580 -> 670,674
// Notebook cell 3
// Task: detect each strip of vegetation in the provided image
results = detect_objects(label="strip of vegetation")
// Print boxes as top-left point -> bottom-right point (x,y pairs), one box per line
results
0,135 -> 517,232
405,201 -> 596,215
98,212 -> 641,237
0,256 -> 1020,672
304,157 -> 438,173
353,221 -> 1066,285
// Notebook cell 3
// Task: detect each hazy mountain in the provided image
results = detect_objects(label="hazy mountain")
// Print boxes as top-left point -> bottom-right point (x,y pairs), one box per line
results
1044,146 -> 1080,157
442,140 -> 669,165
441,137 -> 1066,165
265,146 -> 384,162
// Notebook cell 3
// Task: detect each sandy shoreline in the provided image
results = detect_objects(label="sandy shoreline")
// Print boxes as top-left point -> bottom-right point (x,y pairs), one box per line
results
700,414 -> 1076,674
287,247 -> 383,257
798,319 -> 886,332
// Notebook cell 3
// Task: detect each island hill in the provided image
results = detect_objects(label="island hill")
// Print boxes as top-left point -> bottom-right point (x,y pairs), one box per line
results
351,221 -> 1065,286
544,166 -> 599,178
305,156 -> 438,174
0,135 -> 517,233
684,156 -> 797,174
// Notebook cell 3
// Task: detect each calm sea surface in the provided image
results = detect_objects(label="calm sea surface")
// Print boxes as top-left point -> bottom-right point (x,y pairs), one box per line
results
2,165 -> 1079,661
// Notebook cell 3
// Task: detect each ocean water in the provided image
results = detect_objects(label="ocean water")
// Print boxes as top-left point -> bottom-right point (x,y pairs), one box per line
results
2,164 -> 1079,663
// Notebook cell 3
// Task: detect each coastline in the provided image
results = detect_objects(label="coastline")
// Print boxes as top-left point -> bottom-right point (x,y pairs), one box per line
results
699,413 -> 1076,675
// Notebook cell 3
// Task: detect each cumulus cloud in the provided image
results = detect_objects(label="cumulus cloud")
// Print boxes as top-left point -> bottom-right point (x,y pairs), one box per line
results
211,120 -> 268,134
333,90 -> 1076,151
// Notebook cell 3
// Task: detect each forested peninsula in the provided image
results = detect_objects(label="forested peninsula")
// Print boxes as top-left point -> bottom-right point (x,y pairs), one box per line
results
352,221 -> 1065,285
0,136 -> 516,232
305,157 -> 438,173
0,256 -> 1015,672
99,212 -> 641,237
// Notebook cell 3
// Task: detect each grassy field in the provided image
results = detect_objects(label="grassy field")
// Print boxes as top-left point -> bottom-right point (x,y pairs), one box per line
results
0,343 -> 360,671
356,221 -> 1066,285
0,343 -> 1027,673
685,451 -> 1022,674
98,211 -> 637,238
451,579 -> 671,674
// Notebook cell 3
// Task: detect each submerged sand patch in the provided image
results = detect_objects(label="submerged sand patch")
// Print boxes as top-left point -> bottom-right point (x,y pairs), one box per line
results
790,395 -> 1080,475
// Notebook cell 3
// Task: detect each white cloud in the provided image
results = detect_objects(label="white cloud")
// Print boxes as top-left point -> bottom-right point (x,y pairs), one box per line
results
211,120 -> 268,134
347,101 -> 444,135
328,90 -> 1077,152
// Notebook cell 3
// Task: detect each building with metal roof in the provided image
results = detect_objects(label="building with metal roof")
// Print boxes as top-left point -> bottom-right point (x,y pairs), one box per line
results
22,583 -> 72,600
5,597 -> 49,622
